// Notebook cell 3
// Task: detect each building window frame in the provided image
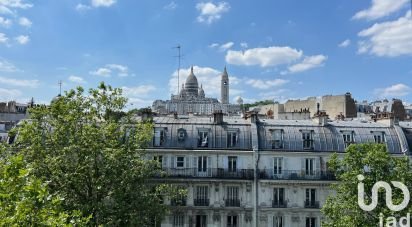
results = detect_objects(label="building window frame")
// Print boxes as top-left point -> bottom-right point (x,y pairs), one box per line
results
176,156 -> 185,168
302,130 -> 314,150
342,131 -> 355,148
372,131 -> 385,144
271,129 -> 284,149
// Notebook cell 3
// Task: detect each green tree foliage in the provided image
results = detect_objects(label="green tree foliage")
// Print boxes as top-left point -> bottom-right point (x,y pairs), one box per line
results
11,83 -> 179,226
241,100 -> 275,111
322,144 -> 412,227
0,145 -> 88,226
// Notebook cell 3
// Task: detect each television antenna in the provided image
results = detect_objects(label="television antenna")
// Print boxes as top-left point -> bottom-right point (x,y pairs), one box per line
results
58,80 -> 62,96
173,45 -> 184,94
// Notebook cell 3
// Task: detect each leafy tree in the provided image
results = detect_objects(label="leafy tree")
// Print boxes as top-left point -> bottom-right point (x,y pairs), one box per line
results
13,83 -> 179,226
0,145 -> 88,226
242,99 -> 275,111
322,144 -> 412,227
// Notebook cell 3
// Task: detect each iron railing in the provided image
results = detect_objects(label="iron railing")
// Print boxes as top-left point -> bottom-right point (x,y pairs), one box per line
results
258,170 -> 336,181
157,168 -> 254,180
304,200 -> 320,208
272,200 -> 287,208
193,198 -> 210,206
225,199 -> 241,207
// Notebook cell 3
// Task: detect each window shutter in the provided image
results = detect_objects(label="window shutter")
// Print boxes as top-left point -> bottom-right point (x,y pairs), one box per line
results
223,156 -> 228,169
270,158 -> 275,176
170,156 -> 175,168
301,158 -> 305,172
316,158 -> 320,172
185,156 -> 190,168
193,156 -> 198,169
162,155 -> 168,168
207,156 -> 212,168
237,156 -> 242,170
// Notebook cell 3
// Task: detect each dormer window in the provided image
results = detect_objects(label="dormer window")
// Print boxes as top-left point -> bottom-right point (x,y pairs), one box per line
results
198,130 -> 209,147
302,130 -> 314,150
271,129 -> 283,149
373,131 -> 385,144
342,131 -> 355,148
154,127 -> 167,146
227,130 -> 239,148
177,128 -> 186,142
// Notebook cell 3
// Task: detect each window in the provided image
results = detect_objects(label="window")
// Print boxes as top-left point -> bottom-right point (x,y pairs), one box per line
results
198,131 -> 209,147
306,217 -> 316,227
273,157 -> 283,175
228,156 -> 237,172
177,129 -> 186,142
194,186 -> 209,206
305,158 -> 315,176
173,215 -> 184,227
273,188 -> 285,207
227,215 -> 238,227
195,215 -> 207,227
272,129 -> 283,149
305,188 -> 318,208
153,155 -> 163,169
342,131 -> 354,148
373,131 -> 385,143
226,186 -> 240,207
302,130 -> 313,149
171,186 -> 186,206
273,216 -> 283,227
176,156 -> 185,168
154,128 -> 166,146
197,156 -> 208,175
227,131 -> 238,148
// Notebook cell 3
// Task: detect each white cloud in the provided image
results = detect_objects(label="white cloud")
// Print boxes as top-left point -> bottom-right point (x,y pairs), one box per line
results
0,5 -> 14,14
0,16 -> 11,27
0,32 -> 8,43
90,67 -> 111,77
282,55 -> 327,74
75,3 -> 91,11
0,59 -> 18,72
246,79 -> 289,90
18,16 -> 31,27
338,39 -> 351,48
15,35 -> 29,44
169,66 -> 243,98
240,42 -> 248,48
225,46 -> 303,67
163,1 -> 177,10
353,0 -> 409,20
358,11 -> 412,57
258,89 -> 291,102
0,0 -> 33,9
0,76 -> 39,88
89,64 -> 130,77
219,42 -> 234,51
374,83 -> 411,97
122,85 -> 156,97
68,75 -> 86,84
209,41 -> 234,51
91,0 -> 116,7
196,2 -> 230,24
0,88 -> 21,99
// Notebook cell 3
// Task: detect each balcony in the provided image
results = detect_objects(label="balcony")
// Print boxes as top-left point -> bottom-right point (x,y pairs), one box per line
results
258,170 -> 336,181
304,200 -> 320,209
225,199 -> 241,207
170,199 -> 186,206
272,200 -> 287,208
156,168 -> 254,180
194,198 -> 210,206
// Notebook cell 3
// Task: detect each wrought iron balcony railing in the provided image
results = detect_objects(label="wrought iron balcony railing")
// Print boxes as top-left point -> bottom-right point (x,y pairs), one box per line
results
304,200 -> 320,208
258,169 -> 336,181
272,200 -> 287,208
156,168 -> 254,180
193,198 -> 210,206
225,199 -> 241,207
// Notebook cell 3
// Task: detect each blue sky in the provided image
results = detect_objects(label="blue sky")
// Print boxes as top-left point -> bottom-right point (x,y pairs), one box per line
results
0,0 -> 411,108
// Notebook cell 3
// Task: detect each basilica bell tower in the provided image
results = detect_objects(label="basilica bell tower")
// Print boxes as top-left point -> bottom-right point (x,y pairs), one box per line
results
221,66 -> 229,104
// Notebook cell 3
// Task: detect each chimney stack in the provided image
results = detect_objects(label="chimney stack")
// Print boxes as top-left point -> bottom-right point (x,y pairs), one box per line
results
213,110 -> 224,124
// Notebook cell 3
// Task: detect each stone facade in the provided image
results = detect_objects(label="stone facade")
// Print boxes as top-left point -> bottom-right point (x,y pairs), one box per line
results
145,112 -> 411,227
